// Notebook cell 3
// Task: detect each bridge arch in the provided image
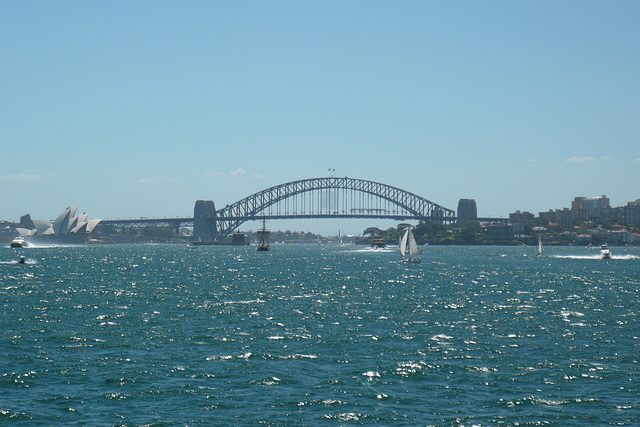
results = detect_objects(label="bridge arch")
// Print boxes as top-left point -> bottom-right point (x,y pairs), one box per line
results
213,177 -> 455,238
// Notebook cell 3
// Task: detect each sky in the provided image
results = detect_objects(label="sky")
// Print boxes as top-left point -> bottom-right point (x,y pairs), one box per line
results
1,1 -> 639,235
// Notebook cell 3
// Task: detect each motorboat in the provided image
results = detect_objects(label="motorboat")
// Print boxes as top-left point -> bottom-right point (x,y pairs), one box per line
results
600,244 -> 611,259
10,237 -> 29,248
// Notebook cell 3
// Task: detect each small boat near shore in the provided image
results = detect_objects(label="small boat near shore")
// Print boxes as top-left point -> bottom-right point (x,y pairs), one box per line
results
10,237 -> 29,248
600,244 -> 611,259
536,235 -> 543,256
371,234 -> 386,249
257,217 -> 270,251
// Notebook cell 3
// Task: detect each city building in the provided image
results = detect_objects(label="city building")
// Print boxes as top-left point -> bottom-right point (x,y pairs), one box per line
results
509,210 -> 535,233
571,195 -> 610,221
539,208 -> 572,228
509,210 -> 535,223
486,223 -> 514,241
625,200 -> 640,228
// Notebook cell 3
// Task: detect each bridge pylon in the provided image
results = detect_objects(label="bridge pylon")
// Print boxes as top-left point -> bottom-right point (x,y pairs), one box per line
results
193,200 -> 217,242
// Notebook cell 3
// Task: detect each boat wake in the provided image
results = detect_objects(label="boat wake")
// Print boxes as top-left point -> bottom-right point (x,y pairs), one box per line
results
1,259 -> 38,265
18,243 -> 75,249
353,247 -> 395,253
552,254 -> 639,260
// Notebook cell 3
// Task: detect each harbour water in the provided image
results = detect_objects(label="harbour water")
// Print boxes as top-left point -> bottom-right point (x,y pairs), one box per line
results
2,243 -> 639,425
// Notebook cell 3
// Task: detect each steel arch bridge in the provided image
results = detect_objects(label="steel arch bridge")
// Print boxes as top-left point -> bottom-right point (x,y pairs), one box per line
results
212,177 -> 455,238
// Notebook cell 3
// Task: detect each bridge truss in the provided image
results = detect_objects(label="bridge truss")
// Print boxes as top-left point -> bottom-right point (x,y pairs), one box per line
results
214,177 -> 455,237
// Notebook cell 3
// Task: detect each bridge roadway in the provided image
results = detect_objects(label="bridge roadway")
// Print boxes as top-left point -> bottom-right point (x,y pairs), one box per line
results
99,217 -> 193,230
98,215 -> 508,231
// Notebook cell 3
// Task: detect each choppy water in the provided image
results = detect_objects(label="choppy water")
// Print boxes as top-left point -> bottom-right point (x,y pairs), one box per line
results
2,243 -> 639,425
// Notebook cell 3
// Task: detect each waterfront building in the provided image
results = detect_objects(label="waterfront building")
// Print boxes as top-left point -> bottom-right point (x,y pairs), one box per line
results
571,195 -> 610,221
15,206 -> 101,243
539,208 -> 572,229
486,223 -> 514,241
610,227 -> 629,244
584,195 -> 610,217
509,210 -> 535,233
576,234 -> 593,245
624,200 -> 640,228
509,210 -> 535,223
231,232 -> 246,245
571,197 -> 587,221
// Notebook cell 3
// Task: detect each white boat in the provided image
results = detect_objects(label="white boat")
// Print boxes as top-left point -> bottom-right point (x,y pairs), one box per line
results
536,235 -> 543,256
10,237 -> 29,248
399,227 -> 421,263
600,244 -> 611,259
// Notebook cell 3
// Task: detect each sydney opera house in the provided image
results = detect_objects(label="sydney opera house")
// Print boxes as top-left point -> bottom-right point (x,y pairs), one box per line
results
16,206 -> 101,243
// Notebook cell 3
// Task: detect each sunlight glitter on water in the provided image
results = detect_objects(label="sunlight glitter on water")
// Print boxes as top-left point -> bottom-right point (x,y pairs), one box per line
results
1,244 -> 639,425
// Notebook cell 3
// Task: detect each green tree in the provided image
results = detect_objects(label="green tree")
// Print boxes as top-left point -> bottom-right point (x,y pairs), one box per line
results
414,221 -> 447,245
363,227 -> 381,237
459,220 -> 482,244
142,226 -> 176,242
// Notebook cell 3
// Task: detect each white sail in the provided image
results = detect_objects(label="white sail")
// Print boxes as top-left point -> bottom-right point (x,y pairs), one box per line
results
399,229 -> 408,258
408,229 -> 419,257
537,235 -> 543,255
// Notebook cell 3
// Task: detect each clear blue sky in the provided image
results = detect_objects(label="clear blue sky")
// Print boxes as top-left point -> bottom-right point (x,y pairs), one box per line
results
2,1 -> 638,234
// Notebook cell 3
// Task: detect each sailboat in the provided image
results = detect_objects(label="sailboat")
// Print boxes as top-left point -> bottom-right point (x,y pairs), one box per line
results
536,235 -> 543,256
399,227 -> 421,263
257,217 -> 270,251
